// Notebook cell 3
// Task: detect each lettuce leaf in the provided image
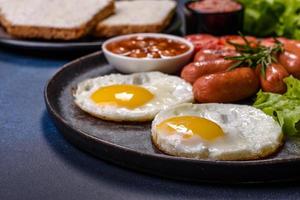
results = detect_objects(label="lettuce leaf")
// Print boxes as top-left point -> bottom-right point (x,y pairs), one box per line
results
239,0 -> 300,40
253,76 -> 300,135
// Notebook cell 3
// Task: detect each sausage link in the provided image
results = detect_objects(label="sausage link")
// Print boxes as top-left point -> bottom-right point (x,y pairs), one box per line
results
193,68 -> 259,103
185,34 -> 219,51
181,59 -> 234,84
258,63 -> 289,94
278,40 -> 300,78
219,35 -> 258,49
194,49 -> 238,62
259,38 -> 300,78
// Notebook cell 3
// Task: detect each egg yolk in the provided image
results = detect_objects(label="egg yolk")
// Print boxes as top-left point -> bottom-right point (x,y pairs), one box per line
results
90,84 -> 154,109
157,116 -> 224,140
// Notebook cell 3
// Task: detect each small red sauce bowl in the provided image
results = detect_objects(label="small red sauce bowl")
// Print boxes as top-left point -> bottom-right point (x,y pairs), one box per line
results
102,33 -> 194,74
184,0 -> 244,36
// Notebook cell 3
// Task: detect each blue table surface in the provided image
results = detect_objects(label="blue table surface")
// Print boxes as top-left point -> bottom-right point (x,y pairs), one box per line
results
1,4 -> 300,198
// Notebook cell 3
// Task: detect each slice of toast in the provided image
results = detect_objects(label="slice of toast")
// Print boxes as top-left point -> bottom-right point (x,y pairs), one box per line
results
0,0 -> 115,40
93,0 -> 177,37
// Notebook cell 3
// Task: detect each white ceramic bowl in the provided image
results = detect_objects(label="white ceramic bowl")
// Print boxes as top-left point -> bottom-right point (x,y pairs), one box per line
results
102,33 -> 194,74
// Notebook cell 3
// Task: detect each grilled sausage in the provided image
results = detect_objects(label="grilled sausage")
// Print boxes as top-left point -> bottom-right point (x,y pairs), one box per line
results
219,35 -> 257,50
193,67 -> 259,103
279,40 -> 300,78
260,37 -> 289,48
194,49 -> 238,62
185,34 -> 219,51
181,59 -> 234,84
262,38 -> 300,78
257,63 -> 290,94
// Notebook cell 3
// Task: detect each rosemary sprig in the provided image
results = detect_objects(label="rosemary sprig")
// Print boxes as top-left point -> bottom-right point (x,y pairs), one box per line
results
224,33 -> 284,77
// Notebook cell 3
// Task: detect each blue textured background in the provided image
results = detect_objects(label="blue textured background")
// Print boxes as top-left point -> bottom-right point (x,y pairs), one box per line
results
1,1 -> 300,198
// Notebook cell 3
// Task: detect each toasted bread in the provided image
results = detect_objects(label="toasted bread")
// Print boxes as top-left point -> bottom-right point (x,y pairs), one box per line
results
0,0 -> 115,40
93,0 -> 177,37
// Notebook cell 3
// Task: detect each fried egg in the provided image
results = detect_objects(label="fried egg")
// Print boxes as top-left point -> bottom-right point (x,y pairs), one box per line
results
74,72 -> 194,121
152,103 -> 283,160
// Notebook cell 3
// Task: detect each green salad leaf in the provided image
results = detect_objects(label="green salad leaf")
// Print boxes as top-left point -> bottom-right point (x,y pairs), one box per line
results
238,0 -> 300,40
253,76 -> 300,135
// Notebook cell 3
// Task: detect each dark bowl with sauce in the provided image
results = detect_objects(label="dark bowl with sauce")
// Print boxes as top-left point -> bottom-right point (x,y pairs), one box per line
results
184,0 -> 244,36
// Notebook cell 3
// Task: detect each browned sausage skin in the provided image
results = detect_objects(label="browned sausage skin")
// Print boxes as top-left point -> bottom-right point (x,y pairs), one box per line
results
261,38 -> 300,79
257,63 -> 290,94
278,40 -> 300,78
194,49 -> 238,62
219,35 -> 258,50
181,59 -> 235,84
193,68 -> 260,103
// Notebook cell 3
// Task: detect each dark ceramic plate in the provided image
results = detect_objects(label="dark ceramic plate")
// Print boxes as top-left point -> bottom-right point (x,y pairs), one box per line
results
44,51 -> 300,183
0,12 -> 181,52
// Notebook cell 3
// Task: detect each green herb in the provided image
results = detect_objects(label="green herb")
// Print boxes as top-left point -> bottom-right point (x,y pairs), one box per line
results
224,35 -> 283,77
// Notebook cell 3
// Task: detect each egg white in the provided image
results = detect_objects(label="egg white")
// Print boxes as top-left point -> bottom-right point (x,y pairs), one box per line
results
152,103 -> 283,160
74,72 -> 194,121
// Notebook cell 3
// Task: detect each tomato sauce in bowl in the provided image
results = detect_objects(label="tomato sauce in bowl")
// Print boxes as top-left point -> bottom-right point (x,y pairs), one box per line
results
106,36 -> 190,59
